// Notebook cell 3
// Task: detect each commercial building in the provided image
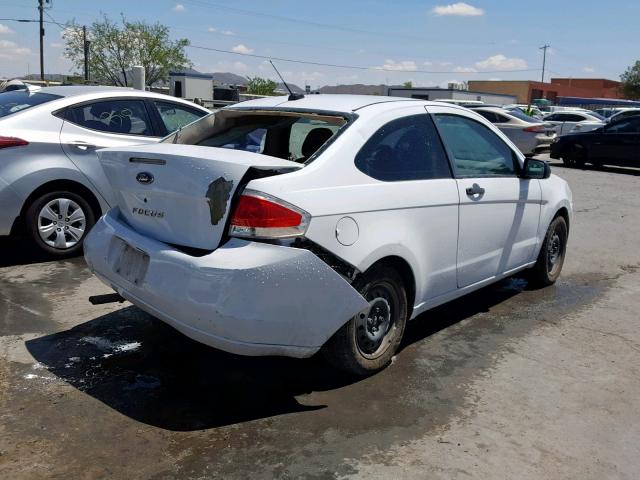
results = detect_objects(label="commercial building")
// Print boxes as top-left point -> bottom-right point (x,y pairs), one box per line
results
468,78 -> 622,104
385,87 -> 516,105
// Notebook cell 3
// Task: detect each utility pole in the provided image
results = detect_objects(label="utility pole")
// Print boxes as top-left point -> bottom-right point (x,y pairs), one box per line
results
540,44 -> 550,83
38,0 -> 44,81
83,25 -> 90,82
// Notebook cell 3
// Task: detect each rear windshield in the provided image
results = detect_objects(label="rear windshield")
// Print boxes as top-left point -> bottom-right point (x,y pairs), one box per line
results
164,110 -> 347,163
506,108 -> 539,122
0,90 -> 62,118
586,111 -> 605,121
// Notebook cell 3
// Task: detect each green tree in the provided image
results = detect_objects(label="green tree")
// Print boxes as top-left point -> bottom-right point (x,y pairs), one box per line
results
620,61 -> 640,99
246,76 -> 278,96
63,15 -> 191,86
403,81 -> 413,88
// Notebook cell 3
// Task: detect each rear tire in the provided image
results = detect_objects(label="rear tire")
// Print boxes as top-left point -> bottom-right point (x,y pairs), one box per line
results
25,190 -> 96,258
322,265 -> 408,376
527,216 -> 568,288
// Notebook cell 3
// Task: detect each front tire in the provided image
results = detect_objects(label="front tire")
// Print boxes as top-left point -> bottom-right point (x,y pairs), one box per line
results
567,144 -> 586,168
25,191 -> 96,258
322,265 -> 408,376
527,216 -> 568,287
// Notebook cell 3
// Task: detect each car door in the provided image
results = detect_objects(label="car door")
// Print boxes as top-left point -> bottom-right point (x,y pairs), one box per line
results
350,109 -> 460,304
59,98 -> 160,206
431,109 -> 542,288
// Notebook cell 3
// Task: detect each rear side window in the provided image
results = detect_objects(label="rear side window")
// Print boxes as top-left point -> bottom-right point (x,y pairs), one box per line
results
355,114 -> 451,181
606,118 -> 640,133
434,114 -> 517,177
68,99 -> 153,136
0,91 -> 62,118
153,101 -> 206,133
476,110 -> 498,123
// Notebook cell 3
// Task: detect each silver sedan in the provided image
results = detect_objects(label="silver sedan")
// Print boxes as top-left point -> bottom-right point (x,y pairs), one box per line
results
472,106 -> 557,156
0,85 -> 209,257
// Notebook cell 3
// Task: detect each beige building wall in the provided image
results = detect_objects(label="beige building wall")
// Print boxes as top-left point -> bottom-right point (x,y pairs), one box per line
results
468,81 -> 531,103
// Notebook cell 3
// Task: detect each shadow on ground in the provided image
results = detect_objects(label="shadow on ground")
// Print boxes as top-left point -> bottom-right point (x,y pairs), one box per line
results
25,277 -> 528,432
547,159 -> 640,177
0,237 -> 75,268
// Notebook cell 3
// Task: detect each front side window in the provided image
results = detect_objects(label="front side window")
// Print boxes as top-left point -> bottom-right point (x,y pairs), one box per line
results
68,99 -> 153,136
0,91 -> 61,118
355,114 -> 451,181
433,114 -> 517,177
153,101 -> 206,133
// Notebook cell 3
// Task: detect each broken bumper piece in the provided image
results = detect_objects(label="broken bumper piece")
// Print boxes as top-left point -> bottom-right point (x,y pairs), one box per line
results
84,209 -> 369,358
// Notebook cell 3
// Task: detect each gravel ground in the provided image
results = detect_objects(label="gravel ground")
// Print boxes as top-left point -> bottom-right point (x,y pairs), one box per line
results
1,156 -> 639,479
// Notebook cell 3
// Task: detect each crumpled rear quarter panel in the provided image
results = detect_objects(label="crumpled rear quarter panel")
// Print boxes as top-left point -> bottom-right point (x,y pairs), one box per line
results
84,210 -> 369,356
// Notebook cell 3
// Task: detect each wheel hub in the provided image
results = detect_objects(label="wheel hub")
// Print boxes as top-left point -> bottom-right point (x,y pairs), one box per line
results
357,297 -> 392,354
37,198 -> 86,249
547,233 -> 561,271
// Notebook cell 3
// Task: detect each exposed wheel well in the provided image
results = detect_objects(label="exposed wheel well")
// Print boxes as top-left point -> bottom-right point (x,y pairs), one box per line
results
14,180 -> 103,234
553,207 -> 570,232
363,256 -> 416,319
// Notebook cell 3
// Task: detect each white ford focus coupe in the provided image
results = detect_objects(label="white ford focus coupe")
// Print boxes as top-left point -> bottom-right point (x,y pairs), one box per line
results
84,94 -> 572,375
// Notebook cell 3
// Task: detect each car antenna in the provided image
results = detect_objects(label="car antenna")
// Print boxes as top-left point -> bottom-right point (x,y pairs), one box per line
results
269,60 -> 304,101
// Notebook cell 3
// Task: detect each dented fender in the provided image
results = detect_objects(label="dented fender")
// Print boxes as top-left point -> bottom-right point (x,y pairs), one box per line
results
84,209 -> 369,357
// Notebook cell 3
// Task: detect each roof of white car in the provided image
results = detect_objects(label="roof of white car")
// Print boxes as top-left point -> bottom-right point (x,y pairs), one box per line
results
230,94 -> 432,114
30,85 -> 210,112
37,85 -> 141,97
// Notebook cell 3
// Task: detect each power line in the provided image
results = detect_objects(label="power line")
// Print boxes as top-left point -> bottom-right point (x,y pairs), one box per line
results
187,44 -> 540,75
0,16 -> 61,25
180,0 -> 503,46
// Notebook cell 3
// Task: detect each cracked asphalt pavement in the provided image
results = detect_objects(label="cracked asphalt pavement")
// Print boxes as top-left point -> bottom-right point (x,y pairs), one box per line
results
1,156 -> 639,479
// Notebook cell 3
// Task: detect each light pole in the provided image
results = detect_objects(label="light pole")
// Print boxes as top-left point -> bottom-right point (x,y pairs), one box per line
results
540,44 -> 550,83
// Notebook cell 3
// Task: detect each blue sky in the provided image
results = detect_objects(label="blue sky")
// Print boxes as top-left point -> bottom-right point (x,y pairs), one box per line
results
0,0 -> 637,88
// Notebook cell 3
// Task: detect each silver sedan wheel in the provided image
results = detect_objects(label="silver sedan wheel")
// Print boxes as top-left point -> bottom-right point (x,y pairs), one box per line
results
37,198 -> 86,249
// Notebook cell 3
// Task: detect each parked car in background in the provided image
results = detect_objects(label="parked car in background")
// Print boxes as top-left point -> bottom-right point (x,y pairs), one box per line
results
594,107 -> 633,119
0,85 -> 210,256
503,104 -> 545,120
550,115 -> 640,167
543,110 -> 605,135
471,106 -> 556,155
607,108 -> 640,123
84,94 -> 572,376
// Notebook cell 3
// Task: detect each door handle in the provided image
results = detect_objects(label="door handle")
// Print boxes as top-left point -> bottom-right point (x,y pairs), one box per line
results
466,183 -> 485,196
69,140 -> 96,150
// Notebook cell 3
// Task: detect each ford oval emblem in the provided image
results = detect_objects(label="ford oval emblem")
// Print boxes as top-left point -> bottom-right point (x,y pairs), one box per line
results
136,172 -> 154,185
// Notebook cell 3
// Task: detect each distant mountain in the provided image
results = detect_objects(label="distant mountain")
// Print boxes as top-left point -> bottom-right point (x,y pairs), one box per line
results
211,72 -> 248,86
275,82 -> 304,94
318,84 -> 393,95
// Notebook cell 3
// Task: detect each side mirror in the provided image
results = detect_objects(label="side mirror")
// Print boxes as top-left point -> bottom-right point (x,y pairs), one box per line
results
522,158 -> 551,179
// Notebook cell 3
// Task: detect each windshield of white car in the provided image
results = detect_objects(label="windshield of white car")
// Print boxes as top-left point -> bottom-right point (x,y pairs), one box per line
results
166,110 -> 347,163
0,91 -> 62,118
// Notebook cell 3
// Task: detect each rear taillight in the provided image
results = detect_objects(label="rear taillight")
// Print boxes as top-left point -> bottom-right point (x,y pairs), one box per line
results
0,136 -> 28,149
523,126 -> 545,133
229,190 -> 310,239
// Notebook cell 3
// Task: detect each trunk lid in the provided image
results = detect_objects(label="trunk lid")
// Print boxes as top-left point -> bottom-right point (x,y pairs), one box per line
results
97,143 -> 301,250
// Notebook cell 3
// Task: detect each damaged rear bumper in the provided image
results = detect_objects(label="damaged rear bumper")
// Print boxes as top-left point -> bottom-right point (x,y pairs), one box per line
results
84,209 -> 369,358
